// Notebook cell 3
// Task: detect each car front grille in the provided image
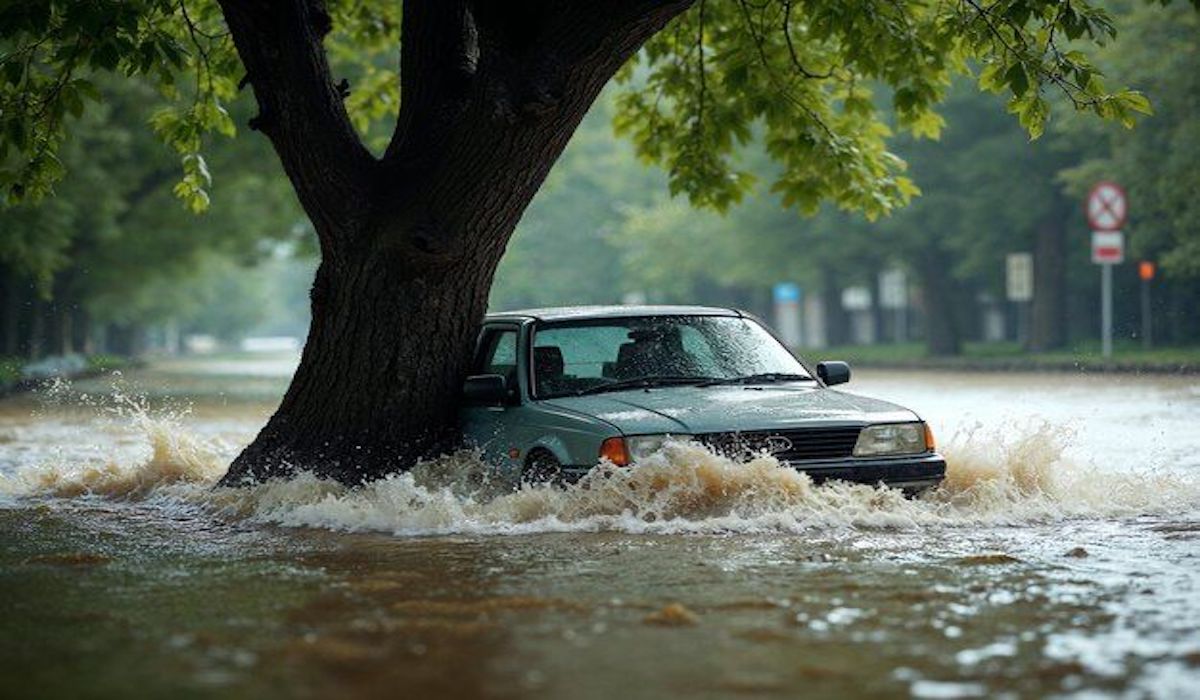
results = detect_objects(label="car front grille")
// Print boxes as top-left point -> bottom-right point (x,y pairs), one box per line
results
698,426 -> 862,463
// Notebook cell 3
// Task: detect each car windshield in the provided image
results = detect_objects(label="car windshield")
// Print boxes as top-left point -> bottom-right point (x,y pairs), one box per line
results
531,315 -> 811,398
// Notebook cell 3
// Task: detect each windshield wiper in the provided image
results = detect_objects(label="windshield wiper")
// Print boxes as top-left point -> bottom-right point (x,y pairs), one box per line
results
575,375 -> 714,396
697,372 -> 815,387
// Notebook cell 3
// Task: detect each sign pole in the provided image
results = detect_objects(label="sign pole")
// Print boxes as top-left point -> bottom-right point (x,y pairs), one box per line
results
1142,276 -> 1152,350
1140,276 -> 1151,350
1140,261 -> 1154,350
1005,252 -> 1034,347
1101,263 -> 1113,358
1086,181 -> 1127,360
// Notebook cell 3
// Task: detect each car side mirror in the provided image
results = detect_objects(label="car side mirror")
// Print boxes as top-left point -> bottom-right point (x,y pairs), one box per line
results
463,374 -> 510,405
816,361 -> 851,386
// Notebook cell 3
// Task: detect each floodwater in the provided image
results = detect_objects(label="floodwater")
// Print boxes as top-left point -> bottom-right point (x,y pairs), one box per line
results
2,356 -> 1198,699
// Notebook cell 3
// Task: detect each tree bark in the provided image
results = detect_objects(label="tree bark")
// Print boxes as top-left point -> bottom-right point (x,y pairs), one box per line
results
225,254 -> 501,483
218,0 -> 693,484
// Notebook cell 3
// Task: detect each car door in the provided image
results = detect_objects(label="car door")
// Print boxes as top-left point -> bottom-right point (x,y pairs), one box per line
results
460,324 -> 523,480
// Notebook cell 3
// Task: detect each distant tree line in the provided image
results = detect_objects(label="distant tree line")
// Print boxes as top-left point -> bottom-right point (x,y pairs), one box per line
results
0,79 -> 305,360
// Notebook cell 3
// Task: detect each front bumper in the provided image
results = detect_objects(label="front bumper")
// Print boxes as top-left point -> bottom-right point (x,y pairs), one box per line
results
788,452 -> 946,492
559,452 -> 946,491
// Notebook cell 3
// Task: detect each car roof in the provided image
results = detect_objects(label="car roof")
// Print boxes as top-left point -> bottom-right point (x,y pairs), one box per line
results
485,305 -> 744,322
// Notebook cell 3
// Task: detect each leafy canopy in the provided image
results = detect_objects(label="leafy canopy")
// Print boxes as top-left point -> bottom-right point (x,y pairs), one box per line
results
0,0 -> 1169,219
617,0 -> 1163,219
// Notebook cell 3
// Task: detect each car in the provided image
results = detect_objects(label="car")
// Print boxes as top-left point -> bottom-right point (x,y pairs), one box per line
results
460,305 -> 946,494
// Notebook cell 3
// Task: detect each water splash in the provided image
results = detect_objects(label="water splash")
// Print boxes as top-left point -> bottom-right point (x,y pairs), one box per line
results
4,392 -> 1197,536
1,376 -> 225,499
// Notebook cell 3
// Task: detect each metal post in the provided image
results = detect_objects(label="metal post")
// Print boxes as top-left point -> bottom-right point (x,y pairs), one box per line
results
1141,276 -> 1152,350
1101,263 -> 1113,358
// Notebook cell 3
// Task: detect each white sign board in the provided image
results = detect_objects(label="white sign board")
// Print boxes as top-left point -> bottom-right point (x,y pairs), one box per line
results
841,286 -> 872,312
1006,253 -> 1034,302
879,269 -> 907,309
1091,231 -> 1125,265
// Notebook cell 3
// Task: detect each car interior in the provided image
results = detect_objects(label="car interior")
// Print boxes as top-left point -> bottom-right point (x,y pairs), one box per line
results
534,325 -> 703,397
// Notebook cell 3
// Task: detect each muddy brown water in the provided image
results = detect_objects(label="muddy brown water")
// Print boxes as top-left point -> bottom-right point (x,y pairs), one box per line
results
1,356 -> 1198,699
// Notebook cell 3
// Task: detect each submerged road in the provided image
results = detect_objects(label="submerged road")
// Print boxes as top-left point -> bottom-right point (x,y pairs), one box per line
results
1,355 -> 1197,698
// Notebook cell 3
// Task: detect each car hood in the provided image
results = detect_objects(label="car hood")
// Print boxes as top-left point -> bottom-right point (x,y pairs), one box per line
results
543,384 -> 918,435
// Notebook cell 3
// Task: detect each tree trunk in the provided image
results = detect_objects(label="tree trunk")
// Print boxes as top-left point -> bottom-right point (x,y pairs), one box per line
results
1029,199 -> 1067,351
223,253 -> 501,484
28,294 -> 45,360
106,323 -> 144,357
74,307 -> 92,355
915,251 -> 961,357
216,0 -> 694,484
58,306 -> 73,355
869,267 -> 885,345
820,271 -> 848,347
0,266 -> 19,357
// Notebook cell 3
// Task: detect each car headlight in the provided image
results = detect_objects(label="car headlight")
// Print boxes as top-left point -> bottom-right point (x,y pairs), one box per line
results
853,422 -> 927,457
599,434 -> 691,466
627,434 -> 691,462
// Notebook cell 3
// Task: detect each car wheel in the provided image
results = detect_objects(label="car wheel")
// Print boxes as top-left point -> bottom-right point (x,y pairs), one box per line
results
903,485 -> 935,499
523,450 -> 562,485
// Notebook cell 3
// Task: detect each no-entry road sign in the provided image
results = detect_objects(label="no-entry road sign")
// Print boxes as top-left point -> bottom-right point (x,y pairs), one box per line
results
1091,231 -> 1125,264
1087,181 -> 1127,231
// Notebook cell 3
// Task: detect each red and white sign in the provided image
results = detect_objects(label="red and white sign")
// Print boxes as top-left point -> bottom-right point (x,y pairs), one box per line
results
1087,181 -> 1127,231
1091,231 -> 1125,264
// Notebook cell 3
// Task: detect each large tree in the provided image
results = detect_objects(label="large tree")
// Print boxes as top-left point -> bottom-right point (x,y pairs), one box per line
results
0,0 -> 1166,483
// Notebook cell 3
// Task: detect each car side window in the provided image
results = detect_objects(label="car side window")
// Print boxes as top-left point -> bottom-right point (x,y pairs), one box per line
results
478,329 -> 518,389
536,326 -> 627,379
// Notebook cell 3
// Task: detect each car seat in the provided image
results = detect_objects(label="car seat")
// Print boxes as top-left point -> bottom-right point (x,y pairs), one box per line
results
613,327 -> 695,379
534,346 -> 566,394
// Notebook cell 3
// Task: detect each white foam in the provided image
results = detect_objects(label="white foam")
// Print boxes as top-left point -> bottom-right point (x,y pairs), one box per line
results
5,404 -> 1197,537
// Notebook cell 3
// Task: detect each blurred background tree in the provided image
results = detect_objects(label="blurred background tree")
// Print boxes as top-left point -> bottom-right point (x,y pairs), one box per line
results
1,77 -> 304,359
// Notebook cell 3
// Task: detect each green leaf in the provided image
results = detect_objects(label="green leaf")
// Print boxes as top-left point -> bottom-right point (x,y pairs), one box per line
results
1119,91 -> 1153,116
1005,63 -> 1029,98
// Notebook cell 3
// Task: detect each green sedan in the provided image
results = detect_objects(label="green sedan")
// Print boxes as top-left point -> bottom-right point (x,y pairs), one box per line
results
461,306 -> 945,493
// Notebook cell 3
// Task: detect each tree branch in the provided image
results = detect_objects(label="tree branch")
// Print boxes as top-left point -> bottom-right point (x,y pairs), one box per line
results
385,0 -> 696,169
216,0 -> 375,256
384,0 -> 477,166
376,0 -> 694,261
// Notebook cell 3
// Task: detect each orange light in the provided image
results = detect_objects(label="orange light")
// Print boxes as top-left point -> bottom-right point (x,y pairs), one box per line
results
599,437 -> 630,466
1139,260 -> 1156,281
924,423 -> 936,451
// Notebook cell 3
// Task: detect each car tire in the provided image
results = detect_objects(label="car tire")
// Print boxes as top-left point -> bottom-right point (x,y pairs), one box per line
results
523,450 -> 562,485
903,485 -> 935,499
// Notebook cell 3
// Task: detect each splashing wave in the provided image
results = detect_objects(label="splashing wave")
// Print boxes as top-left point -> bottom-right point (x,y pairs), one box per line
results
3,406 -> 1197,536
